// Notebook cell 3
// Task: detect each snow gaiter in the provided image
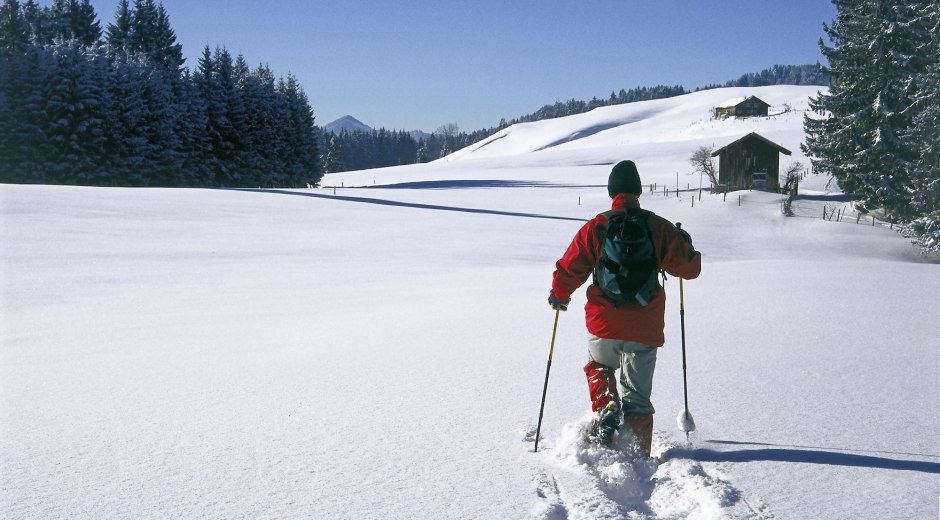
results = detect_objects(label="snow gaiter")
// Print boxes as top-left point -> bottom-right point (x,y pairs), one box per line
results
584,360 -> 620,412
624,413 -> 653,458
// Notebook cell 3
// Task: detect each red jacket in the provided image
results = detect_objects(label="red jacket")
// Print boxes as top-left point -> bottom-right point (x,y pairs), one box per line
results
552,194 -> 701,347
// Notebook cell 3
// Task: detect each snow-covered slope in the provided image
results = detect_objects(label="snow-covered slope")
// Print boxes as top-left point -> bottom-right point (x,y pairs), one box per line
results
3,86 -> 937,520
325,86 -> 822,191
445,86 -> 813,162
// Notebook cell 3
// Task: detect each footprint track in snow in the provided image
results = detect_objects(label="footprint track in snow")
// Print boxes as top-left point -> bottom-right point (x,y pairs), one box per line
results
531,414 -> 775,519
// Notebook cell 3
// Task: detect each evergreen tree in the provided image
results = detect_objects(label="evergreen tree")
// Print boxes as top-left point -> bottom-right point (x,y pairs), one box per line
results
277,73 -> 320,186
803,0 -> 932,219
325,133 -> 345,173
0,0 -> 29,52
211,46 -> 242,182
910,4 -> 939,215
105,0 -> 131,53
194,45 -> 224,183
70,0 -> 101,47
152,2 -> 182,72
903,3 -> 940,250
179,65 -> 211,184
46,0 -> 100,47
251,63 -> 287,185
106,52 -> 155,184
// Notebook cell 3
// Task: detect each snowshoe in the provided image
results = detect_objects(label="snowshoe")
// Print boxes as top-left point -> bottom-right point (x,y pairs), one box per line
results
586,402 -> 621,447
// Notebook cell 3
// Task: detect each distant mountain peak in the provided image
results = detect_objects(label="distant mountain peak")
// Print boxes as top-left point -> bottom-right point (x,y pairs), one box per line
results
324,116 -> 372,135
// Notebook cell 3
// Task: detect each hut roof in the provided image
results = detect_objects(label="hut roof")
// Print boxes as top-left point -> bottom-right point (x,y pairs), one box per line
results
711,132 -> 793,157
714,95 -> 770,109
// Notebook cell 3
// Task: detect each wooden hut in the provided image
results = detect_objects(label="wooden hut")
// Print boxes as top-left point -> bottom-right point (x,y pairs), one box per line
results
714,96 -> 770,119
711,132 -> 791,191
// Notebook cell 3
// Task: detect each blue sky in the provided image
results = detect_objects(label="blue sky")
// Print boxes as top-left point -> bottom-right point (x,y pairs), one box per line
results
89,0 -> 838,132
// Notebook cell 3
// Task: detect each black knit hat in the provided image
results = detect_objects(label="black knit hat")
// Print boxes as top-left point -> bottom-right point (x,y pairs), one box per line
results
608,160 -> 642,198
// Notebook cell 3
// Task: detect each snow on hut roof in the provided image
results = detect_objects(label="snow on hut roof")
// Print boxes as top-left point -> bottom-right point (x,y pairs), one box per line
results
711,132 -> 793,156
715,97 -> 747,109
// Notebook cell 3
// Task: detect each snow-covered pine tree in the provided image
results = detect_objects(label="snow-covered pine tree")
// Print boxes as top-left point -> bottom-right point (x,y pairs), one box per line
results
903,3 -> 940,251
105,0 -> 130,53
75,43 -> 111,184
47,0 -> 100,47
325,134 -> 345,173
152,3 -> 182,72
105,52 -> 152,185
251,63 -> 287,185
69,0 -> 101,48
194,45 -> 225,184
176,67 -> 212,185
277,74 -> 320,187
803,0 -> 932,220
128,0 -> 157,57
0,0 -> 29,52
37,42 -> 108,183
140,63 -> 183,186
19,0 -> 51,44
211,46 -> 243,183
231,54 -> 253,177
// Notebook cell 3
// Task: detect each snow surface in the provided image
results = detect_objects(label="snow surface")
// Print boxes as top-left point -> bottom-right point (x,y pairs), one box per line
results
3,86 -> 938,519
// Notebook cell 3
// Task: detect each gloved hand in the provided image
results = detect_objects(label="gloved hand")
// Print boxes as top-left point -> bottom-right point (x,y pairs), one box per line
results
676,226 -> 698,260
548,291 -> 570,311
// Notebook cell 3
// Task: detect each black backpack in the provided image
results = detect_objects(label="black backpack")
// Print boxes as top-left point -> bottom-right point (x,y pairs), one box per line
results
593,208 -> 660,306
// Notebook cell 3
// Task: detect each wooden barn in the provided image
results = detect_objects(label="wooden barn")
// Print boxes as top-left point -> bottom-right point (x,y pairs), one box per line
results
714,96 -> 770,119
711,133 -> 792,191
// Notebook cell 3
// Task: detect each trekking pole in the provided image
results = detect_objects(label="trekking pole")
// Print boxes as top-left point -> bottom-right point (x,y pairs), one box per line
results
534,308 -> 561,452
675,224 -> 696,441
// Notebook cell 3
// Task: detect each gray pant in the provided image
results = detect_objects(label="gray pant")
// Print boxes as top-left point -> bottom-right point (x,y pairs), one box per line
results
588,334 -> 657,416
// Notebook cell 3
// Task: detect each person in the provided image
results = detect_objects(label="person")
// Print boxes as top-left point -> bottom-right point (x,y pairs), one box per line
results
548,160 -> 701,457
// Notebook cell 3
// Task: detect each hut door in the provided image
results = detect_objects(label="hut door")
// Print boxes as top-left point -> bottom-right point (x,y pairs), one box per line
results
752,170 -> 767,188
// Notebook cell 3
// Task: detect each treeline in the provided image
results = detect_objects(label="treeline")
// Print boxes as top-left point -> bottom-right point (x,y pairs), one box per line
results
803,1 -> 938,252
699,63 -> 829,90
322,123 -> 487,173
502,85 -> 688,127
324,128 -> 418,173
325,65 -> 827,173
0,0 -> 321,187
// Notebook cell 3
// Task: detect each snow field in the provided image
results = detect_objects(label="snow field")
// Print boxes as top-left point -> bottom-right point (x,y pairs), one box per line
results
3,86 -> 938,519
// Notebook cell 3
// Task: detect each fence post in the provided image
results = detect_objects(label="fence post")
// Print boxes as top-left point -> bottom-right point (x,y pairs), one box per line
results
823,207 -> 827,220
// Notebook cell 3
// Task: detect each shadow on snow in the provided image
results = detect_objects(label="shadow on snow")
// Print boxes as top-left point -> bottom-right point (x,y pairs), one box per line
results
662,440 -> 940,474
230,188 -> 589,223
358,179 -> 605,190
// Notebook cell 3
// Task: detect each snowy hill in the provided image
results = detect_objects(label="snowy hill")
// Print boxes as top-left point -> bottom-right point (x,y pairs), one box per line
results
2,85 -> 937,519
444,86 -> 810,162
326,85 -> 821,190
